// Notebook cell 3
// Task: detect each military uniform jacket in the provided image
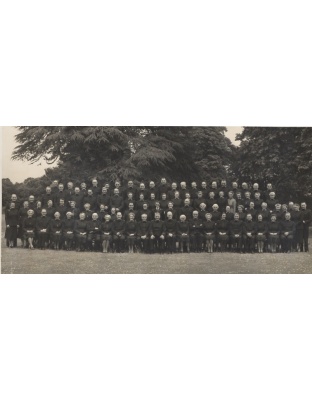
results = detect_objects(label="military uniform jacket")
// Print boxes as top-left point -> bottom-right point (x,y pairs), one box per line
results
50,219 -> 63,233
83,195 -> 97,210
110,196 -> 124,210
112,219 -> 126,235
258,209 -> 271,222
97,194 -> 111,208
164,219 -> 177,235
55,205 -> 68,219
46,207 -> 55,219
137,221 -> 151,236
243,220 -> 256,235
70,193 -> 84,209
5,208 -> 20,226
74,220 -> 88,234
280,220 -> 296,235
41,193 -> 55,207
290,210 -> 303,228
150,220 -> 165,236
300,209 -> 312,226
136,209 -> 153,221
36,216 -> 51,231
86,220 -> 101,233
180,206 -> 194,220
230,220 -> 244,235
177,221 -> 189,235
62,219 -> 75,233
189,218 -> 203,234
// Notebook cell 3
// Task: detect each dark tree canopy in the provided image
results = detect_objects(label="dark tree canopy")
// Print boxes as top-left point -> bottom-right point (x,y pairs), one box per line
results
234,127 -> 312,201
12,126 -> 234,184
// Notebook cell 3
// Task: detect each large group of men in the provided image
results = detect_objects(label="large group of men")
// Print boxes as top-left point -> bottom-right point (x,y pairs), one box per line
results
4,178 -> 311,254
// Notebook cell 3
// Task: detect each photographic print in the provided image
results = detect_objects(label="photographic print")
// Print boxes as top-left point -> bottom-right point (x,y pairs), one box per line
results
2,126 -> 312,274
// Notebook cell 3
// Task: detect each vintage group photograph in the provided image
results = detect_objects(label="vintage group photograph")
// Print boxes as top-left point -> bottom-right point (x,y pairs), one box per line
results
2,126 -> 312,273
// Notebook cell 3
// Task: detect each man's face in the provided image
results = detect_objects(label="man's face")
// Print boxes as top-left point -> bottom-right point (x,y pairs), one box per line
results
294,205 -> 299,211
180,215 -> 186,222
143,204 -> 148,210
275,204 -> 281,211
129,203 -> 134,209
267,184 -> 272,190
100,205 -> 105,211
167,212 -> 173,219
81,183 -> 86,189
212,182 -> 217,189
247,214 -> 252,221
221,213 -> 226,220
269,193 -> 275,199
117,212 -> 122,220
66,213 -> 72,219
151,193 -> 155,200
59,184 -> 64,191
55,212 -> 60,219
88,190 -> 93,196
114,189 -> 119,196
75,188 -> 80,194
285,213 -> 291,220
191,182 -> 197,189
140,183 -> 145,190
193,212 -> 198,219
47,200 -> 53,207
24,201 -> 29,208
301,203 -> 306,210
161,178 -> 166,185
255,193 -> 260,199
201,182 -> 207,188
80,213 -> 86,220
226,206 -> 230,212
172,183 -> 177,190
102,188 -> 107,194
60,199 -> 65,206
253,184 -> 259,190
12,195 -> 17,201
111,208 -> 116,214
209,192 -> 215,198
42,209 -> 47,217
68,183 -> 73,189
139,194 -> 144,200
105,215 -> 111,221
46,187 -> 51,194
149,181 -> 155,188
232,182 -> 238,189
184,199 -> 190,206
198,192 -> 203,198
70,202 -> 75,208
221,180 -> 226,187
155,213 -> 160,221
142,214 -> 147,222
181,182 -> 186,189
258,215 -> 263,221
92,213 -> 98,220
250,202 -> 255,209
238,207 -> 243,213
115,182 -> 120,188
92,180 -> 97,186
84,204 -> 90,210
10,202 -> 15,209
168,202 -> 173,209
212,205 -> 218,212
37,202 -> 42,208
29,196 -> 35,202
242,183 -> 248,189
219,191 -> 224,197
129,213 -> 135,221
206,213 -> 212,220
128,181 -> 133,187
162,194 -> 166,200
28,210 -> 34,217
234,214 -> 239,221
174,192 -> 179,198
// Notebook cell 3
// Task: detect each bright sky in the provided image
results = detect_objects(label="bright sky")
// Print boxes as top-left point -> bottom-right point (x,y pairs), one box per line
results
1,126 -> 243,183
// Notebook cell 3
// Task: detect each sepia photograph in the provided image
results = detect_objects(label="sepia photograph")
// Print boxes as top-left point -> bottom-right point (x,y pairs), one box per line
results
2,126 -> 311,274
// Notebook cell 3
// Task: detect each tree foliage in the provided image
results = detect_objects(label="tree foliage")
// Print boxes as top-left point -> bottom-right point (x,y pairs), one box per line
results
12,126 -> 234,184
234,127 -> 312,201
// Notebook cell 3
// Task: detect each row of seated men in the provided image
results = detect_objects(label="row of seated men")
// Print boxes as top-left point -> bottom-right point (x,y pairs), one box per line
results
5,205 -> 311,253
5,179 -> 281,211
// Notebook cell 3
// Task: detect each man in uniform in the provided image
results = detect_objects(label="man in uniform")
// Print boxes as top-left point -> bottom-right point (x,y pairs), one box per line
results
177,214 -> 190,253
300,202 -> 311,252
36,208 -> 51,250
87,212 -> 101,251
229,213 -> 244,252
150,212 -> 166,253
137,213 -> 151,253
280,212 -> 296,253
243,213 -> 256,253
189,210 -> 203,252
112,212 -> 126,253
164,211 -> 178,253
110,188 -> 124,213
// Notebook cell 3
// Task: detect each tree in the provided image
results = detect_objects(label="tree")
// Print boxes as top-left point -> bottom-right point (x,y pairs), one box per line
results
12,126 -> 235,184
234,127 -> 312,202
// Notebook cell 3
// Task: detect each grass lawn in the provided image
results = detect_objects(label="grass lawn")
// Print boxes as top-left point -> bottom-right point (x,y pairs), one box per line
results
1,213 -> 311,273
